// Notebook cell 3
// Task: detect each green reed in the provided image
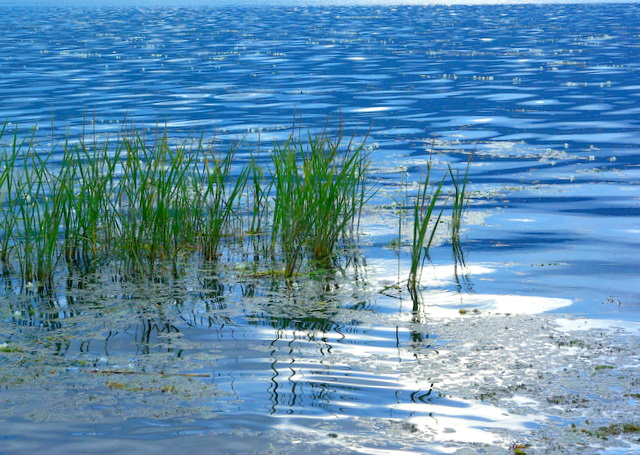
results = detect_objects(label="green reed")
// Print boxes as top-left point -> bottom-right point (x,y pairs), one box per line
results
0,123 -> 252,285
407,162 -> 447,302
61,135 -> 121,270
110,129 -> 249,275
449,155 -> 472,245
270,129 -> 371,278
0,120 -> 470,292
198,138 -> 249,262
0,129 -> 70,288
247,152 -> 272,237
114,129 -> 196,273
0,126 -> 20,269
448,156 -> 472,270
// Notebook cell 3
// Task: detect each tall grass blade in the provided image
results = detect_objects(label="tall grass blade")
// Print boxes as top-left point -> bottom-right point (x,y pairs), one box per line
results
407,163 -> 447,304
448,154 -> 472,249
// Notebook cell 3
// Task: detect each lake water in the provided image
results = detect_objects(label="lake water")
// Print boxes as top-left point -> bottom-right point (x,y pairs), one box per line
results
1,2 -> 640,454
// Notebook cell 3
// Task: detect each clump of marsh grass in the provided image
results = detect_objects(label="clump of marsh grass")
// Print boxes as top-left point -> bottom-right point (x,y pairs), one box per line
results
105,128 -> 250,276
246,153 -> 272,237
113,129 -> 199,274
270,128 -> 372,278
0,126 -> 24,271
402,154 -> 474,304
0,121 -> 375,288
197,139 -> 249,262
60,134 -> 121,270
0,126 -> 63,289
0,119 -> 470,295
0,123 -> 251,287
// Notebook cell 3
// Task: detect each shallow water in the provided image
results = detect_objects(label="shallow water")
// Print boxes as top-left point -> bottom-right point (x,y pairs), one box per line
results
1,2 -> 640,454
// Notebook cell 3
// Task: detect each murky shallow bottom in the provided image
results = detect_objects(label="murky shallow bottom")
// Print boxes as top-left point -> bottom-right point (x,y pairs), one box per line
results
1,269 -> 639,454
2,318 -> 639,455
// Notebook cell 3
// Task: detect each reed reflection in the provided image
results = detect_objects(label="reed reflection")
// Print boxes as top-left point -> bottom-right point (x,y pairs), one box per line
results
229,274 -> 440,419
1,253 -> 443,421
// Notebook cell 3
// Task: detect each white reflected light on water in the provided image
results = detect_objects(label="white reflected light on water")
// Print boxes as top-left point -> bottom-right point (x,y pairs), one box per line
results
368,258 -> 573,315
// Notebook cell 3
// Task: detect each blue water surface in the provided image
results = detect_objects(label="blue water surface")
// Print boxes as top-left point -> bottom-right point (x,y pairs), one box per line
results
3,1 -> 638,316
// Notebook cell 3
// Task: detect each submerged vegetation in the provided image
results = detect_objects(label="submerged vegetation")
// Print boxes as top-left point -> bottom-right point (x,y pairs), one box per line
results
0,121 -> 470,297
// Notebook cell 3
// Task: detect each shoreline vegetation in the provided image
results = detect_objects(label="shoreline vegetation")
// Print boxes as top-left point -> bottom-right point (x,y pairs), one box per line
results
0,121 -> 470,300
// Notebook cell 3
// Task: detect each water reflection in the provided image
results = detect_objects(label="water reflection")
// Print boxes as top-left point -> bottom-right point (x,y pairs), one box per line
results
451,241 -> 474,294
0,261 -> 447,419
0,232 -> 591,452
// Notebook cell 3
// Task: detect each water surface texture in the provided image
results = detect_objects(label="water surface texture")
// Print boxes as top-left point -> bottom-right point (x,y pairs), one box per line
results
1,3 -> 640,454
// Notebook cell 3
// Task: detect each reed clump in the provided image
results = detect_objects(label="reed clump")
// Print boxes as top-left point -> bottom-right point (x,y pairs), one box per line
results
397,155 -> 472,305
407,162 -> 447,303
270,129 -> 371,278
0,121 -> 471,296
0,123 -> 376,288
0,126 -> 251,287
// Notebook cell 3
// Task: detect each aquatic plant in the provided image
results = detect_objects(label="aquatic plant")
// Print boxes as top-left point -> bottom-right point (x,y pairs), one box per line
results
0,122 -> 376,286
60,133 -> 121,270
246,151 -> 272,238
0,127 -> 25,271
113,129 -> 198,274
198,138 -> 249,262
270,128 -> 371,278
407,162 -> 446,303
449,155 -> 472,246
449,155 -> 473,285
0,124 -> 246,285
0,127 -> 63,288
0,120 -> 470,293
